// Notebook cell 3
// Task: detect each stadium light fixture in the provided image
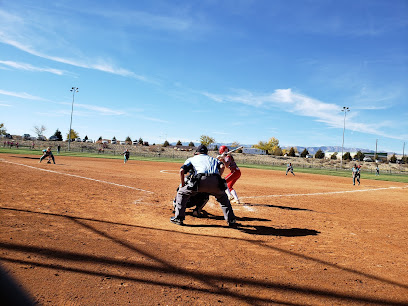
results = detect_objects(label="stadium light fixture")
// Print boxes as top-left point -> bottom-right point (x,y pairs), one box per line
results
341,106 -> 350,168
68,87 -> 79,151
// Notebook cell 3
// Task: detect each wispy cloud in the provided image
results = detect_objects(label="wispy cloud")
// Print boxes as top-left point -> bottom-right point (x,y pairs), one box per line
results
90,8 -> 193,32
74,103 -> 125,116
202,88 -> 405,140
0,88 -> 127,116
57,101 -> 126,116
0,89 -> 46,101
0,60 -> 66,75
0,8 -> 150,81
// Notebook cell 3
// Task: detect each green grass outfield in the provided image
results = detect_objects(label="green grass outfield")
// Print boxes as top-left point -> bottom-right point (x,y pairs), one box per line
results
1,147 -> 407,184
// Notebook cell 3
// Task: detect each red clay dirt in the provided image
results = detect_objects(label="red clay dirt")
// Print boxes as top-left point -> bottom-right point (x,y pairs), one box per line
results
0,153 -> 407,305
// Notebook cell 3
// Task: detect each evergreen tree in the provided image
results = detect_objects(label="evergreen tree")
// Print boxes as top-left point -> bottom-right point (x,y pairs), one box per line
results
163,140 -> 170,147
343,152 -> 352,161
176,140 -> 182,146
53,129 -> 63,141
188,141 -> 194,147
315,149 -> 325,159
331,152 -> 338,160
288,147 -> 296,157
354,150 -> 365,161
300,148 -> 309,158
390,154 -> 397,163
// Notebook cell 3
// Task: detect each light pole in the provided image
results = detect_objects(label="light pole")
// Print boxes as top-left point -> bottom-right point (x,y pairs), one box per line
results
340,106 -> 350,168
68,87 -> 79,151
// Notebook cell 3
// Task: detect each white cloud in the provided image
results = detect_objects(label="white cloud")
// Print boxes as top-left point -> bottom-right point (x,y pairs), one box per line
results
0,60 -> 66,75
74,103 -> 125,116
90,8 -> 193,32
0,9 -> 150,80
202,88 -> 406,141
0,89 -> 46,101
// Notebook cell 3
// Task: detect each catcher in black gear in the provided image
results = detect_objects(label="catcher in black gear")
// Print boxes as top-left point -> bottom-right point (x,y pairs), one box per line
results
172,164 -> 209,217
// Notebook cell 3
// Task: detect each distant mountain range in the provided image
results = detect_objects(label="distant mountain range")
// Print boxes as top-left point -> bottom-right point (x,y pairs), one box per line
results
171,142 -> 393,154
286,146 -> 378,155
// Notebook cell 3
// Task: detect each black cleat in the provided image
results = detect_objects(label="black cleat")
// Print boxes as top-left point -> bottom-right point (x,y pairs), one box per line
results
170,217 -> 184,226
228,219 -> 238,228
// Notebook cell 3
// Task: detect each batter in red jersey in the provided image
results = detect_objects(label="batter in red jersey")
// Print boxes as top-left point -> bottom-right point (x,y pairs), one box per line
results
218,145 -> 241,204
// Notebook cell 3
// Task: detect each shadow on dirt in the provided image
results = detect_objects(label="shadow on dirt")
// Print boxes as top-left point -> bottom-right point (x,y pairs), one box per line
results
237,225 -> 320,236
0,265 -> 36,305
11,156 -> 39,160
1,207 -> 407,306
243,202 -> 314,212
185,211 -> 270,222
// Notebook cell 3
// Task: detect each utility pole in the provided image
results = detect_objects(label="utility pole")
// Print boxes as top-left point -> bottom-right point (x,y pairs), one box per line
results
341,106 -> 350,168
375,139 -> 378,160
68,87 -> 79,151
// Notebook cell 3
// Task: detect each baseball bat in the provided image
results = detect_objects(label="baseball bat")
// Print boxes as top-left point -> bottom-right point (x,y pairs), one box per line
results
226,146 -> 243,155
217,146 -> 243,159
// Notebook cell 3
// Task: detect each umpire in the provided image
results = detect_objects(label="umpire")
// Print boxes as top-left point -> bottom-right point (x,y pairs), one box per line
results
171,144 -> 237,227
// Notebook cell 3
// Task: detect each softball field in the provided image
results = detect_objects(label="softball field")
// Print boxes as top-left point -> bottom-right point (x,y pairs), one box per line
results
0,153 -> 407,305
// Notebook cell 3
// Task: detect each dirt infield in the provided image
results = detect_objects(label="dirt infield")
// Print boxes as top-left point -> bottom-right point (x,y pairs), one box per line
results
1,153 -> 407,305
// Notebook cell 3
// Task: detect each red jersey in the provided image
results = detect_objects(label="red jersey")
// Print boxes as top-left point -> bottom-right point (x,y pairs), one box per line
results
223,155 -> 239,170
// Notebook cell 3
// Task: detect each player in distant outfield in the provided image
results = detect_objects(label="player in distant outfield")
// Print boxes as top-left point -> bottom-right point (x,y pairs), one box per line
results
286,163 -> 295,176
123,149 -> 130,163
352,164 -> 361,185
39,147 -> 56,164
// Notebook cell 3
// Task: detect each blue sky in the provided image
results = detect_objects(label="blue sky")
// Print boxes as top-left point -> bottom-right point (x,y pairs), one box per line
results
0,0 -> 407,153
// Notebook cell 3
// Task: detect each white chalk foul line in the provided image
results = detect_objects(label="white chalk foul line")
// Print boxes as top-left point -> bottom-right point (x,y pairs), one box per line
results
1,159 -> 154,194
240,186 -> 407,200
160,169 -> 179,174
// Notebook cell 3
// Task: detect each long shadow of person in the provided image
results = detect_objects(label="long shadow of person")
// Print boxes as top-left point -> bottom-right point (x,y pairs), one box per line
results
237,225 -> 320,237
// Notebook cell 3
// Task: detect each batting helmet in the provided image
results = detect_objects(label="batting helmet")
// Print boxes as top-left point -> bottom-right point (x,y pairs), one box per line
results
219,145 -> 228,155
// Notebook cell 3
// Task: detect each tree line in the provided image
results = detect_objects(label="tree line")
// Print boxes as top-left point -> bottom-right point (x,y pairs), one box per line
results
0,123 -> 406,164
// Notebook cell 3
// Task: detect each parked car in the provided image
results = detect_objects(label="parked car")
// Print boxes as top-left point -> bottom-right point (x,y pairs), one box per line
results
86,139 -> 93,143
363,157 -> 373,162
120,141 -> 126,145
396,159 -> 405,164
305,154 -> 313,159
49,135 -> 59,141
75,137 -> 81,142
5,134 -> 13,139
132,140 -> 138,145
23,134 -> 31,140
111,139 -> 117,144
37,136 -> 46,141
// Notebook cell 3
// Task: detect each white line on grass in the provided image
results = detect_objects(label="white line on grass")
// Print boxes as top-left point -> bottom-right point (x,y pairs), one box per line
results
240,186 -> 407,200
1,159 -> 154,194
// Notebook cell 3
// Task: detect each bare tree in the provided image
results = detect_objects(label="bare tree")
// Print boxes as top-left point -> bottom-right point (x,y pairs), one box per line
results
33,125 -> 47,137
